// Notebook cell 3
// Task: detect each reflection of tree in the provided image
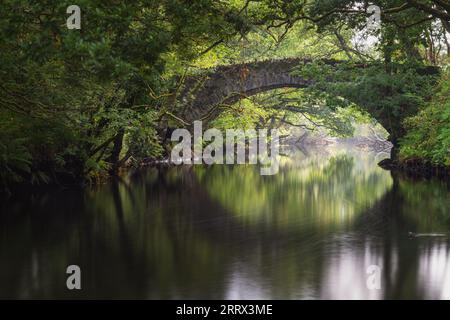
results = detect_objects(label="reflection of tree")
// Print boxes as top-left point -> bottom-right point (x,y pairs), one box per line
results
0,168 -> 233,298
196,150 -> 392,231
0,153 -> 448,299
79,168 -> 232,298
398,177 -> 450,231
339,174 -> 450,299
0,190 -> 86,298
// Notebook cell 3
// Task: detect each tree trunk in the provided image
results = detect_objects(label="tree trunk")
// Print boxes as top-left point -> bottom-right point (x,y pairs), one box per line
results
108,128 -> 125,175
443,21 -> 450,58
390,138 -> 399,160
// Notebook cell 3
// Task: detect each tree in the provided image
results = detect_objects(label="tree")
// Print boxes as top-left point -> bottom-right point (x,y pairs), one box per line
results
0,0 -> 253,186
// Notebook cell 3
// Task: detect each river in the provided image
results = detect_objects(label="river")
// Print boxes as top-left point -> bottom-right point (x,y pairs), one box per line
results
0,145 -> 449,299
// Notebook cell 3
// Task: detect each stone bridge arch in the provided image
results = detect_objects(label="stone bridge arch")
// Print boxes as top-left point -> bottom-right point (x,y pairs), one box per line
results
177,58 -> 439,155
180,58 -> 336,123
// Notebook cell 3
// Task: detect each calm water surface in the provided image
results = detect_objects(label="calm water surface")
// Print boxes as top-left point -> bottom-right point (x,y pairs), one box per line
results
0,146 -> 449,299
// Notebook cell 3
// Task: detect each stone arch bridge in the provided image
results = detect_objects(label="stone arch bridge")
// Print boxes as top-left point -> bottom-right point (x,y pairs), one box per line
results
177,57 -> 439,148
180,58 -> 330,123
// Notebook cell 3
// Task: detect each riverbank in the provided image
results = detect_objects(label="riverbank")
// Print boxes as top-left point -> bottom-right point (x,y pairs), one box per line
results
2,151 -> 448,198
379,158 -> 450,179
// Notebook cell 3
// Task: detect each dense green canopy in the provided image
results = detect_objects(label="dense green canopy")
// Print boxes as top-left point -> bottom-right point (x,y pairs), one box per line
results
0,0 -> 448,190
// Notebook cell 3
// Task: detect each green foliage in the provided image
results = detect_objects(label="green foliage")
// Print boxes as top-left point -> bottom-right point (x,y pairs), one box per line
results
0,110 -> 76,190
1,0 -> 448,190
194,21 -> 351,67
0,136 -> 31,188
293,61 -> 437,137
286,0 -> 448,64
125,112 -> 165,162
210,89 -> 362,138
400,70 -> 450,165
0,0 -> 248,188
210,99 -> 269,130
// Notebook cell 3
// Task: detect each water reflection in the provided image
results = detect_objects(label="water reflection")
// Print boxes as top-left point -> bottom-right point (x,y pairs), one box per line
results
196,145 -> 392,229
0,145 -> 449,299
418,242 -> 450,299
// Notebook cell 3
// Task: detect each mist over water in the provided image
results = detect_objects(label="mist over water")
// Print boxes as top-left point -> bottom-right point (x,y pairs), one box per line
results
0,145 -> 449,299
